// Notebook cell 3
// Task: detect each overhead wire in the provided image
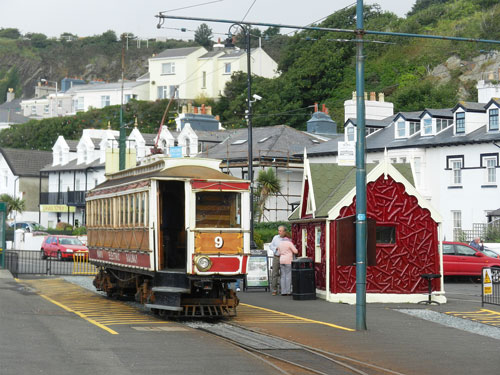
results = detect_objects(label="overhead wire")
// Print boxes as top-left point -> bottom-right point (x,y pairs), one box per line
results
160,0 -> 224,14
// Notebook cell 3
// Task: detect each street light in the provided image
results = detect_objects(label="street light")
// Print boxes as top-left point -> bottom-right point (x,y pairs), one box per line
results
40,78 -> 58,117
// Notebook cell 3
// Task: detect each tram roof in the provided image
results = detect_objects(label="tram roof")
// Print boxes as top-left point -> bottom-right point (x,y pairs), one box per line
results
93,164 -> 244,192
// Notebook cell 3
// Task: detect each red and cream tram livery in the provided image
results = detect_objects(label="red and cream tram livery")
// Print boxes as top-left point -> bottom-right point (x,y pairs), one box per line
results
86,157 -> 250,317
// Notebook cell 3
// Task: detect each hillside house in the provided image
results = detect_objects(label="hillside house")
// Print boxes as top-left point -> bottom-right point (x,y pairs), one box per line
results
148,46 -> 278,101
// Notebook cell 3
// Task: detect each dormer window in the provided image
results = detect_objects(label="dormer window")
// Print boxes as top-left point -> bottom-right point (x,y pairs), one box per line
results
456,112 -> 465,134
346,126 -> 355,142
489,108 -> 499,131
423,118 -> 432,135
436,118 -> 452,133
83,148 -> 87,163
397,121 -> 406,137
409,121 -> 420,136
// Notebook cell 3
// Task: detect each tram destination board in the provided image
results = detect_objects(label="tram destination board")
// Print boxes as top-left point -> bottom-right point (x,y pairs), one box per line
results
245,250 -> 269,291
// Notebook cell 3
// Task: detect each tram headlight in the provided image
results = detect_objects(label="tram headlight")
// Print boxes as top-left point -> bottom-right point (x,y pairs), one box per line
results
194,255 -> 212,272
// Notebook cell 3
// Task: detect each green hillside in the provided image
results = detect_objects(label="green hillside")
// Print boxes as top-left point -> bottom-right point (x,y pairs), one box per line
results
1,0 -> 500,150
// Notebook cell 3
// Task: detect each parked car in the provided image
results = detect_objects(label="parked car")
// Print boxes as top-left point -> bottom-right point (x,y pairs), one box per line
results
40,235 -> 88,261
484,246 -> 500,257
10,221 -> 47,232
442,241 -> 500,276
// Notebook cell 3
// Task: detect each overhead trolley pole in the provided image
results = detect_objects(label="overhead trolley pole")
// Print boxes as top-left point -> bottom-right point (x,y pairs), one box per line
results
155,2 -> 500,331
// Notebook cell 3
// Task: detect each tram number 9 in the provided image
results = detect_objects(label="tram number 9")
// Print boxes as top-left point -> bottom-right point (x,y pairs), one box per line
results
214,236 -> 224,249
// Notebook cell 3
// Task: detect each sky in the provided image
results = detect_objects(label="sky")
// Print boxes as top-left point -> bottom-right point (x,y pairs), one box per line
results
1,1 -> 416,40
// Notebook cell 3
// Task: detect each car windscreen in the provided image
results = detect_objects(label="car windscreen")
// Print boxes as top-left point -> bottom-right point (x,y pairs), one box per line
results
59,238 -> 83,246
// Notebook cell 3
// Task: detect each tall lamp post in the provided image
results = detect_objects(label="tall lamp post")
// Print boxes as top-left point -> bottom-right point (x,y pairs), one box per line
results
226,24 -> 256,249
40,78 -> 58,117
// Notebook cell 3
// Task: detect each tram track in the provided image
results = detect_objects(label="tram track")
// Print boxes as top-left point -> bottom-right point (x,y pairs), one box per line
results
186,321 -> 407,375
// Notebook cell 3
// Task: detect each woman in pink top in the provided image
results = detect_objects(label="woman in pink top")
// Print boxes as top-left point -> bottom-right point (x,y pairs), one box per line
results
277,235 -> 298,296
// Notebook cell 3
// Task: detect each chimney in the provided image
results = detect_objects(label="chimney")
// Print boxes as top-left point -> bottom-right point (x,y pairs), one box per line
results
488,72 -> 495,80
364,92 -> 368,100
194,106 -> 198,114
378,92 -> 385,102
213,38 -> 224,51
215,115 -> 220,121
370,92 -> 376,101
352,91 -> 356,100
182,105 -> 187,113
6,88 -> 14,102
325,107 -> 329,115
206,106 -> 212,115
322,104 -> 326,113
201,104 -> 206,114
187,102 -> 193,113
314,102 -> 318,112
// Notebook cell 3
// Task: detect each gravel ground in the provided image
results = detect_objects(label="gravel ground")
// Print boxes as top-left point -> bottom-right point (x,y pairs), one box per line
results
63,276 -> 100,293
396,308 -> 500,341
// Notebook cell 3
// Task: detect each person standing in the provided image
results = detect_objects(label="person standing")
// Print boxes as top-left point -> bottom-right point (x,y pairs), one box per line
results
277,233 -> 298,296
269,225 -> 286,295
469,237 -> 484,251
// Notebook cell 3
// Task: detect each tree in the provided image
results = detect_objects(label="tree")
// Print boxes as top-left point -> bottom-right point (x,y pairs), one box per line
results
256,168 -> 281,222
194,23 -> 213,49
0,194 -> 25,217
0,28 -> 21,39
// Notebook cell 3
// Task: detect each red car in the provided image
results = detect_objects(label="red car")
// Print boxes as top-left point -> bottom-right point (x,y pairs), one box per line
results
442,241 -> 500,276
40,235 -> 88,261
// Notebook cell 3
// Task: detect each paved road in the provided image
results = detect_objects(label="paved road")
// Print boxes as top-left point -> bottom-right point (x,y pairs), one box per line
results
3,269 -> 500,375
237,280 -> 500,375
0,271 -> 279,375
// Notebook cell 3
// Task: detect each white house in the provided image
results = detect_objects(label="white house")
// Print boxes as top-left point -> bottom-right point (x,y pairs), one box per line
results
0,148 -> 52,223
67,81 -> 149,114
302,83 -> 500,241
148,46 -> 278,101
21,80 -> 149,119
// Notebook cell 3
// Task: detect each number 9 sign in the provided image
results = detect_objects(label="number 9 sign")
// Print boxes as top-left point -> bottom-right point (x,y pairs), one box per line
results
214,236 -> 224,249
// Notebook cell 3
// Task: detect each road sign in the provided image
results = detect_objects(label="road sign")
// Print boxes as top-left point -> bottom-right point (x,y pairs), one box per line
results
483,268 -> 492,295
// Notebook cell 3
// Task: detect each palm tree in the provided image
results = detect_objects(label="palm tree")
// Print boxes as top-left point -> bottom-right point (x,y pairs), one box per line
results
256,168 -> 281,222
0,194 -> 25,218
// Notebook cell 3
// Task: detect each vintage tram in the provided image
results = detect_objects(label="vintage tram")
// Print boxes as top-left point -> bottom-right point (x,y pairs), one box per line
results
85,156 -> 250,317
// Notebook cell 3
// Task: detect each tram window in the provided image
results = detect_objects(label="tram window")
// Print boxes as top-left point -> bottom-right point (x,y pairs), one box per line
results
196,192 -> 241,228
120,196 -> 124,226
106,199 -> 111,227
143,192 -> 148,226
135,193 -> 140,225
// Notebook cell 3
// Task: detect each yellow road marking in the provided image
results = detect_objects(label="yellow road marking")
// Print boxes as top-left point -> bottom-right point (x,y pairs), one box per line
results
445,309 -> 500,327
238,303 -> 355,331
39,294 -> 119,335
17,278 -> 171,335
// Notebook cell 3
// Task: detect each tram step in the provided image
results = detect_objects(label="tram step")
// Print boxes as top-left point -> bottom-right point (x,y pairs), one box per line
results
152,286 -> 190,294
154,290 -> 181,308
145,303 -> 183,312
154,270 -> 190,289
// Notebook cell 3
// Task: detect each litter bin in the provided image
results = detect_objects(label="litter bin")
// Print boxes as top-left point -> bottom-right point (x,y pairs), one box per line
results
291,257 -> 315,300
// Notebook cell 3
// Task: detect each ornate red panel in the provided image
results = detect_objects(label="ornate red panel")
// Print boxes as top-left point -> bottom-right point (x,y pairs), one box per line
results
331,175 -> 440,294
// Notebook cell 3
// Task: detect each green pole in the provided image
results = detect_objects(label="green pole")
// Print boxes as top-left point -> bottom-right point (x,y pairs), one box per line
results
355,0 -> 367,331
119,34 -> 126,171
0,202 -> 6,268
